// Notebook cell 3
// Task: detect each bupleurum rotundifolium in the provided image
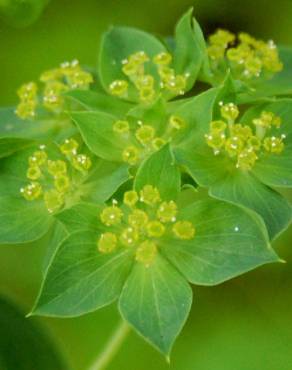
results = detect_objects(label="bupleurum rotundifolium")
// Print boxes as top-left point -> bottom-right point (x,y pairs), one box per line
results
113,114 -> 187,166
16,60 -> 93,120
108,51 -> 189,103
97,185 -> 195,267
207,29 -> 283,82
20,138 -> 92,213
205,102 -> 286,170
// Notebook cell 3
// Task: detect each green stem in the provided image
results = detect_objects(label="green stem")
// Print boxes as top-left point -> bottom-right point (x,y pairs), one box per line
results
88,320 -> 130,370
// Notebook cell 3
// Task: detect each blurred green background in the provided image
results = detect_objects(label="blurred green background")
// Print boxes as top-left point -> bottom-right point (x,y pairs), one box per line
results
1,1 -> 292,369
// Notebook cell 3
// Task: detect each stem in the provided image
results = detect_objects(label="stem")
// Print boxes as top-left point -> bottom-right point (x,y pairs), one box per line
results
88,320 -> 130,370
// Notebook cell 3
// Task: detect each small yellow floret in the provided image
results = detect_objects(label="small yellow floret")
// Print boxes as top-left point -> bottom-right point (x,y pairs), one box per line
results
60,138 -> 79,156
120,226 -> 139,247
44,189 -> 64,213
146,220 -> 165,238
122,146 -> 140,165
113,120 -> 130,134
98,232 -> 117,254
140,185 -> 161,205
153,52 -> 172,65
169,115 -> 186,130
27,166 -> 42,180
220,103 -> 239,121
71,154 -> 92,171
157,201 -> 177,223
128,209 -> 149,229
109,80 -> 128,97
135,125 -> 155,144
100,205 -> 123,226
173,221 -> 195,240
20,182 -> 42,201
123,190 -> 139,207
47,160 -> 67,177
54,174 -> 70,192
135,240 -> 157,267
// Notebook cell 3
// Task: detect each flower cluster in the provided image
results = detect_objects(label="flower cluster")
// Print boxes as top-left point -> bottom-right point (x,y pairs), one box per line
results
20,139 -> 92,213
207,29 -> 283,81
113,114 -> 187,166
16,60 -> 93,119
97,185 -> 195,267
109,51 -> 189,103
205,103 -> 286,170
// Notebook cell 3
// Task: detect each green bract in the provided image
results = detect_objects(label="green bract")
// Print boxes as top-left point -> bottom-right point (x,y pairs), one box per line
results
0,8 -> 291,360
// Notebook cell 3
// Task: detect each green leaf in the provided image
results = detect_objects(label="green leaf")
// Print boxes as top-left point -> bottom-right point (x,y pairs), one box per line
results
0,196 -> 52,244
65,89 -> 133,117
0,107 -> 57,141
0,296 -> 68,370
32,230 -> 133,317
241,99 -> 292,187
71,111 -> 123,161
209,171 -> 292,240
173,9 -> 204,90
0,137 -> 34,158
237,46 -> 292,103
161,199 -> 279,286
171,88 -> 219,147
56,202 -> 102,234
119,254 -> 192,355
83,160 -> 130,203
42,221 -> 68,275
134,144 -> 181,200
98,26 -> 166,100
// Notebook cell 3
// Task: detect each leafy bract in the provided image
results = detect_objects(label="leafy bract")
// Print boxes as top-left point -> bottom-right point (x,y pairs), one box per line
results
173,8 -> 204,91
71,111 -> 122,161
0,196 -> 52,244
98,25 -> 166,101
32,230 -> 133,317
161,199 -> 280,285
134,144 -> 181,200
119,254 -> 192,355
65,89 -> 133,117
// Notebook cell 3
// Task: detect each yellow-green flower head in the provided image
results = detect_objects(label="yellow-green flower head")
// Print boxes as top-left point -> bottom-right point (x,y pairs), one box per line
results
108,50 -> 189,103
100,204 -> 123,226
20,139 -> 92,213
15,82 -> 38,119
122,145 -> 140,165
113,120 -> 130,134
172,221 -> 195,240
60,138 -> 79,156
96,185 -> 196,267
169,115 -> 186,130
135,124 -> 156,145
98,232 -> 117,254
207,29 -> 283,82
220,102 -> 239,121
20,182 -> 42,201
205,103 -> 286,170
140,185 -> 161,205
16,60 -> 93,119
109,80 -> 129,97
44,189 -> 64,214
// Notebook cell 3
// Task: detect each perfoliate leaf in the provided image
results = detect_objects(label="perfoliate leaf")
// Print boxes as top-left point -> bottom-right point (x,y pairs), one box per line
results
0,296 -> 68,370
56,202 -> 102,234
0,196 -> 52,244
161,198 -> 279,286
0,137 -> 34,158
173,8 -> 204,90
119,254 -> 192,355
42,221 -> 68,275
32,230 -> 133,317
71,111 -> 123,161
209,171 -> 292,240
83,160 -> 130,203
65,89 -> 133,117
134,144 -> 181,200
